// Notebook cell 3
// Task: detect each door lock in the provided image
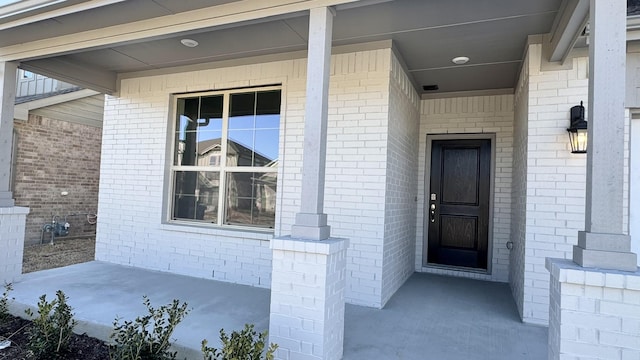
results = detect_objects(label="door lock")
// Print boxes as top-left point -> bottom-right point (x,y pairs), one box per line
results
430,203 -> 436,223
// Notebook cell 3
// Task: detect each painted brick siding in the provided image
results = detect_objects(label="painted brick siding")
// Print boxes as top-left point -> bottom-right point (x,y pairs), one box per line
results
269,238 -> 348,360
548,260 -> 640,360
417,95 -> 514,282
322,50 -> 392,307
522,43 -> 588,325
13,114 -> 101,245
514,42 -> 632,325
381,53 -> 420,305
97,47 -> 397,306
0,207 -> 28,284
510,48 -> 530,320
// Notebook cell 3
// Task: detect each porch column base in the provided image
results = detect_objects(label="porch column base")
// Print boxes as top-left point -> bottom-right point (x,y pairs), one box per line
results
546,258 -> 640,360
573,232 -> 637,272
269,236 -> 349,360
0,191 -> 14,207
291,213 -> 331,240
0,206 -> 29,284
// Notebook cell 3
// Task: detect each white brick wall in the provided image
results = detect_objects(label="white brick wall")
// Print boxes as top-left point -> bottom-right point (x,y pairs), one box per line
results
521,44 -> 587,325
510,47 -> 530,321
323,50 -> 393,307
0,206 -> 28,284
380,53 -> 420,305
547,258 -> 640,360
631,118 -> 640,264
416,95 -> 514,282
97,46 -> 405,307
513,42 -> 631,325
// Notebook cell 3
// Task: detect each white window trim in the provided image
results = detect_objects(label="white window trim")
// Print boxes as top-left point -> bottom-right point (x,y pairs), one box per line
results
167,85 -> 281,230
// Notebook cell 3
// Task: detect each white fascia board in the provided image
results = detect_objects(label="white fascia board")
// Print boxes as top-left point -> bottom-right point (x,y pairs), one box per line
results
0,0 -> 360,62
0,0 -> 127,31
14,88 -> 99,120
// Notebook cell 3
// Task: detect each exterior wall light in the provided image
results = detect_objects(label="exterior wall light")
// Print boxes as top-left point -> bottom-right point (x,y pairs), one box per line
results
567,101 -> 588,154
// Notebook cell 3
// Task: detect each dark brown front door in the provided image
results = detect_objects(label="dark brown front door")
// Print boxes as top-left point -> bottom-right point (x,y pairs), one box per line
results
426,139 -> 491,269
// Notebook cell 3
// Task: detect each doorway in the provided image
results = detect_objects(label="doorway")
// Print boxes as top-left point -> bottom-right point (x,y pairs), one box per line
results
424,137 -> 492,270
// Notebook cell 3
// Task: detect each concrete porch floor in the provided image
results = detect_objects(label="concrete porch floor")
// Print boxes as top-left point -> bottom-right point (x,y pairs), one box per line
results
7,261 -> 547,359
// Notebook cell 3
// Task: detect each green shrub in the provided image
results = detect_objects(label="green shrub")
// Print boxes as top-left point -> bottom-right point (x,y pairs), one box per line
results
201,324 -> 277,360
109,296 -> 189,360
0,283 -> 13,324
25,290 -> 77,359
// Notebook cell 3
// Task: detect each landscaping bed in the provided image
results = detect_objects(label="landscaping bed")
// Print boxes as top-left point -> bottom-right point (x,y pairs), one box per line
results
0,314 -> 109,360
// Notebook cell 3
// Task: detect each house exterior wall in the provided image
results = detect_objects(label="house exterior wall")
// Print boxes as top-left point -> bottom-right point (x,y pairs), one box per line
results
416,94 -> 514,282
13,114 -> 102,245
513,42 -> 633,325
323,50 -> 392,307
380,53 -> 420,305
97,46 -> 411,307
16,70 -> 76,98
517,43 -> 589,325
631,117 -> 640,265
510,48 -> 530,320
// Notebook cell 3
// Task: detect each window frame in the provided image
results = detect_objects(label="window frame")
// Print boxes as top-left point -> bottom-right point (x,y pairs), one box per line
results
168,85 -> 282,230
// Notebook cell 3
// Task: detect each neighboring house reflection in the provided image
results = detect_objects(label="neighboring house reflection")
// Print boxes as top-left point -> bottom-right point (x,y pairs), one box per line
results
173,138 -> 277,227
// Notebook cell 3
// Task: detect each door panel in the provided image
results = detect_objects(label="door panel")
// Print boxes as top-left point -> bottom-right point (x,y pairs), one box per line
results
441,148 -> 479,204
426,139 -> 491,269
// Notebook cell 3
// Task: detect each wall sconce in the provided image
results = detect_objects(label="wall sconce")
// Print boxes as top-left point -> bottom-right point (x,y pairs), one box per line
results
567,101 -> 588,154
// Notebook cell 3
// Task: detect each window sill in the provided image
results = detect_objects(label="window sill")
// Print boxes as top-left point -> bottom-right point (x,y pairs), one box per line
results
160,221 -> 274,241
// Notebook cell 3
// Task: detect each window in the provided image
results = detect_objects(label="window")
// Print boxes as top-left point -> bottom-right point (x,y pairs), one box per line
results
170,87 -> 281,229
20,70 -> 34,79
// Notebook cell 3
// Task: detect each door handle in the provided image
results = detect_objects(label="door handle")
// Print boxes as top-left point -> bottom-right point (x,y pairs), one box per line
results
430,203 -> 436,223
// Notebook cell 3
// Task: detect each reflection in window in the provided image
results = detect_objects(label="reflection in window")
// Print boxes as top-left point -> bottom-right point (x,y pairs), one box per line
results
225,172 -> 277,227
175,95 -> 223,167
228,91 -> 281,167
173,171 -> 219,222
170,88 -> 281,228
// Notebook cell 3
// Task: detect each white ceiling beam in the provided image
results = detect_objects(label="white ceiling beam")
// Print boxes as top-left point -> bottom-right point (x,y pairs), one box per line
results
543,0 -> 589,63
0,0 -> 361,62
20,58 -> 116,94
0,0 -> 127,31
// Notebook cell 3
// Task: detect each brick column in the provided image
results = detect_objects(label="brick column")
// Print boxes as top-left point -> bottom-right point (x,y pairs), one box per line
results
270,6 -> 349,360
0,206 -> 29,283
0,61 -> 17,207
547,259 -> 640,359
269,238 -> 348,360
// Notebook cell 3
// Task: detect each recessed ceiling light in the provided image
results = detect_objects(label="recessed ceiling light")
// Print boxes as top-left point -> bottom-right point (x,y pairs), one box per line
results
180,39 -> 199,48
452,56 -> 470,65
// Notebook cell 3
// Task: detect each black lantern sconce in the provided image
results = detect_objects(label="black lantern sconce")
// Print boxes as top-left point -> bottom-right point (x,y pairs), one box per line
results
567,101 -> 588,154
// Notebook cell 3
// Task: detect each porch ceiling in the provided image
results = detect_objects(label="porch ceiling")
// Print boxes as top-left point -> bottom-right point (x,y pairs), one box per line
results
0,0 -> 564,94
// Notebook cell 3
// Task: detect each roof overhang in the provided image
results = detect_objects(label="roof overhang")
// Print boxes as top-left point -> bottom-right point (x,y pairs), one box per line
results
0,0 -> 569,96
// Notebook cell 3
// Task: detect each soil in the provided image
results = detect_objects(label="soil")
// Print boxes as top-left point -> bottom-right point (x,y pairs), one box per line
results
22,237 -> 96,274
0,237 -> 109,359
0,314 -> 110,360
